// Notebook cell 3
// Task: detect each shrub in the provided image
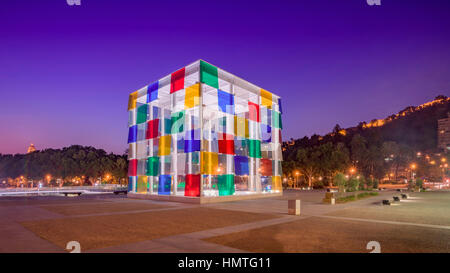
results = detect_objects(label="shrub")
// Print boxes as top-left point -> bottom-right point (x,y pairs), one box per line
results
337,195 -> 356,203
347,177 -> 360,192
358,175 -> 366,190
334,173 -> 347,192
356,192 -> 378,199
372,178 -> 379,189
408,179 -> 415,189
415,178 -> 423,189
337,192 -> 379,203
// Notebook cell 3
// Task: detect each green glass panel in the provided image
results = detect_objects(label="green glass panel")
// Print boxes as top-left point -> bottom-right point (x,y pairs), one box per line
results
220,116 -> 226,126
200,60 -> 219,88
171,110 -> 185,134
218,174 -> 235,196
248,139 -> 261,158
164,118 -> 172,135
192,152 -> 200,164
146,156 -> 159,176
136,104 -> 148,124
272,110 -> 282,129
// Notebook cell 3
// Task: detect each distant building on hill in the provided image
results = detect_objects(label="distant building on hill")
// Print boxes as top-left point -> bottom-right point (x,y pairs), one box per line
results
438,113 -> 450,151
27,143 -> 36,154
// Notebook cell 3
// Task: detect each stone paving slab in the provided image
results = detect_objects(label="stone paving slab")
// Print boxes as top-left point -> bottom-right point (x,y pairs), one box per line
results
89,216 -> 301,253
0,221 -> 64,253
19,207 -> 278,251
40,202 -> 172,216
204,216 -> 450,253
1,191 -> 449,253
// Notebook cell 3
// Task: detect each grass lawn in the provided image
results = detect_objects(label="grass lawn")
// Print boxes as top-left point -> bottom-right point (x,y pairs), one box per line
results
336,192 -> 379,203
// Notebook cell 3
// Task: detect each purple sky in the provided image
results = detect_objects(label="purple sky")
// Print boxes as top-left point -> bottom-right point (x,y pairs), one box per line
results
1,0 -> 449,155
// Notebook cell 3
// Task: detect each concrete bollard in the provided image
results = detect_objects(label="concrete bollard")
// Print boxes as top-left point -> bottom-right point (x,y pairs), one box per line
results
330,198 -> 335,205
288,199 -> 301,215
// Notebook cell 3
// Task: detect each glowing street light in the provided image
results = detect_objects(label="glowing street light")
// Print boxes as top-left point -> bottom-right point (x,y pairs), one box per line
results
294,171 -> 300,189
409,163 -> 417,181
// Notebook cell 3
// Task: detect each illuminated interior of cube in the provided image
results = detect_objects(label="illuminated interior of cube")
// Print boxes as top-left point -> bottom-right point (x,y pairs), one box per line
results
127,60 -> 283,197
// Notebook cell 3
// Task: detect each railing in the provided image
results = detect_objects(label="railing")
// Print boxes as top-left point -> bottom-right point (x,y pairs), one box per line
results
0,184 -> 126,194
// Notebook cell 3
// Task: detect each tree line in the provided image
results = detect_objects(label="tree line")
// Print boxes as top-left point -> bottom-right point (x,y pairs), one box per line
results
0,145 -> 127,186
282,96 -> 450,188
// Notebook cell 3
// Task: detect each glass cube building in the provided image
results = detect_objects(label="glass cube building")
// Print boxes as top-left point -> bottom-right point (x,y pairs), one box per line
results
127,60 -> 283,200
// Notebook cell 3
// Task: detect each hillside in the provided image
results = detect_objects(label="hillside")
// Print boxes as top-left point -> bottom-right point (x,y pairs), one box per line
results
284,95 -> 450,153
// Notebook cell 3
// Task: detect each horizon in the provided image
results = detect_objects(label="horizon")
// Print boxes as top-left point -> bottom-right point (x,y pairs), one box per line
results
1,0 -> 450,154
3,94 -> 446,156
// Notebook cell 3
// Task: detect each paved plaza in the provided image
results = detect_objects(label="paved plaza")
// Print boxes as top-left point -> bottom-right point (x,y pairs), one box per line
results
0,190 -> 449,253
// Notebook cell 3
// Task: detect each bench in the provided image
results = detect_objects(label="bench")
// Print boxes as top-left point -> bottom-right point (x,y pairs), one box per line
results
393,196 -> 400,202
382,200 -> 391,205
63,192 -> 82,196
322,192 -> 336,204
114,190 -> 128,195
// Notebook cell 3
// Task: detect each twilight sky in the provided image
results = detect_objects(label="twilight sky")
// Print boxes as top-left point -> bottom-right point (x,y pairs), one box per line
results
1,0 -> 449,155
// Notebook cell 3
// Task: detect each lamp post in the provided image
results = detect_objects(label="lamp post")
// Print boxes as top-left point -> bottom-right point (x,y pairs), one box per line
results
442,163 -> 448,184
295,171 -> 300,189
410,163 -> 416,181
46,174 -> 51,187
349,167 -> 356,179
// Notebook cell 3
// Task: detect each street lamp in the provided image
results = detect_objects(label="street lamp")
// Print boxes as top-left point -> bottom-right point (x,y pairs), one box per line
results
410,163 -> 417,181
442,163 -> 448,183
349,167 -> 356,177
295,171 -> 300,189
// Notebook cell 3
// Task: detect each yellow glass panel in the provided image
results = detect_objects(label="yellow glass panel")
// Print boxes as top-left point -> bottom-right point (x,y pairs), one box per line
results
272,176 -> 282,191
137,176 -> 148,193
184,83 -> 200,109
201,152 -> 218,175
128,91 -> 138,110
234,116 -> 249,138
159,135 -> 172,156
260,89 -> 272,109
